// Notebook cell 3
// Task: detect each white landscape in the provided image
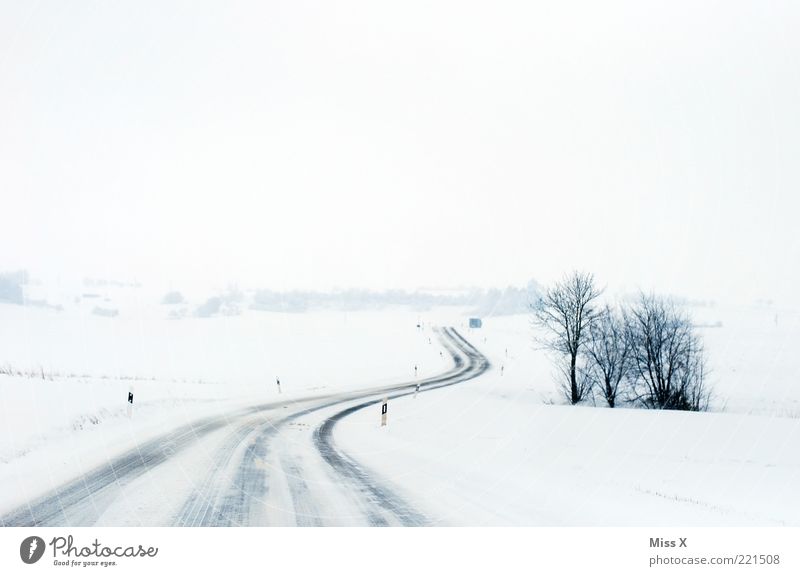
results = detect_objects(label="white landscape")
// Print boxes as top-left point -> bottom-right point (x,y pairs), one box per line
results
1,281 -> 798,526
3,10 -> 800,576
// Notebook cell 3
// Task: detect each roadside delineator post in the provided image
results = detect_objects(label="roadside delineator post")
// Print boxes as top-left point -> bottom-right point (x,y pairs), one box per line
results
414,382 -> 420,398
381,397 -> 388,427
276,377 -> 281,394
127,388 -> 134,418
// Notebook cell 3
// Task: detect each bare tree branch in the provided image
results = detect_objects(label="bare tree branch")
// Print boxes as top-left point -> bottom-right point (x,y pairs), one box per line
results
624,293 -> 710,411
584,304 -> 629,408
532,271 -> 602,404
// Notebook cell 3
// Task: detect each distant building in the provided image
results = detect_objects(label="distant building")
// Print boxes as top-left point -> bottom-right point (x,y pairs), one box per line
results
469,318 -> 482,329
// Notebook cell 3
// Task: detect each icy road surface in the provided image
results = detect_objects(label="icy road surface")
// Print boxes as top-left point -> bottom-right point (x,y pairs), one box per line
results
1,327 -> 488,526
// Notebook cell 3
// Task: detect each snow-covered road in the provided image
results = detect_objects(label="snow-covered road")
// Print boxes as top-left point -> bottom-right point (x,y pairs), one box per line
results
1,327 -> 488,527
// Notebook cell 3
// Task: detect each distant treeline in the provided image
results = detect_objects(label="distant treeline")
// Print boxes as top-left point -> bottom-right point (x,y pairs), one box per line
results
248,282 -> 542,316
1,268 -> 543,319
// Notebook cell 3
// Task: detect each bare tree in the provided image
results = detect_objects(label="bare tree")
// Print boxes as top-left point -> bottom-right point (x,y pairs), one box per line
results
624,293 -> 710,411
674,337 -> 710,411
533,271 -> 602,404
584,305 -> 629,408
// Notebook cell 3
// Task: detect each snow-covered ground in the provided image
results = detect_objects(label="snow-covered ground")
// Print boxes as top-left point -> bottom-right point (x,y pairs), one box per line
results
692,304 -> 800,417
334,306 -> 800,525
0,287 -> 448,514
1,285 -> 799,525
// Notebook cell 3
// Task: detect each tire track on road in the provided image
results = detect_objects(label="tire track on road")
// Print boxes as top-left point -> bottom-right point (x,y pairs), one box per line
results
312,328 -> 490,526
177,327 -> 488,527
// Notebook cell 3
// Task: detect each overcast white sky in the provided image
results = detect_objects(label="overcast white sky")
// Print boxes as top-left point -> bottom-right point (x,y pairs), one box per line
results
1,1 -> 799,303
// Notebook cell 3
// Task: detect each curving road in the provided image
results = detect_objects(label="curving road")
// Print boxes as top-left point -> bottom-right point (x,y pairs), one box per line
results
1,327 -> 489,527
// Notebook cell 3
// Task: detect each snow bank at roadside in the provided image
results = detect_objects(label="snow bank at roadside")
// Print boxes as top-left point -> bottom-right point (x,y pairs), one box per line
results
336,388 -> 800,525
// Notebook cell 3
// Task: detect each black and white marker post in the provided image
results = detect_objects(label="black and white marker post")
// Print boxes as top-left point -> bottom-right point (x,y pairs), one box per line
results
276,377 -> 281,394
414,382 -> 420,398
380,396 -> 388,427
126,387 -> 134,418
